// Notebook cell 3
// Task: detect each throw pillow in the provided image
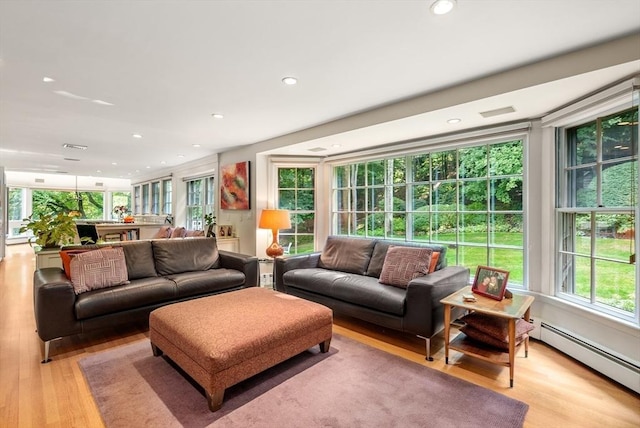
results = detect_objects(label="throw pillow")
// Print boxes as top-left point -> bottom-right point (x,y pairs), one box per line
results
460,312 -> 535,342
428,251 -> 440,274
152,225 -> 173,239
60,246 -> 113,279
185,229 -> 205,237
170,226 -> 186,238
70,247 -> 130,294
460,324 -> 530,351
378,246 -> 433,288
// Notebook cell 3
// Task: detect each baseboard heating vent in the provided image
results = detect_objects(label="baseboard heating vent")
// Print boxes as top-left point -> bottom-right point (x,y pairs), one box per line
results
540,322 -> 640,393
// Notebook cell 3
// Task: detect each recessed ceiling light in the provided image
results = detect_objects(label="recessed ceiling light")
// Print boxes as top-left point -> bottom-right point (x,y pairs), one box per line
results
146,166 -> 151,169
42,77 -> 55,83
211,113 -> 224,119
160,161 -> 166,165
178,154 -> 185,158
132,133 -> 143,139
192,144 -> 201,148
430,0 -> 456,15
282,76 -> 298,85
96,170 -> 102,173
63,143 -> 88,150
92,99 -> 114,106
447,118 -> 462,124
111,162 -> 117,166
332,144 -> 342,148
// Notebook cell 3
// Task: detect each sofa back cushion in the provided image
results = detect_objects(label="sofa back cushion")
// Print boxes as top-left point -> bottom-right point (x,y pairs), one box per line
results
152,237 -> 220,275
366,241 -> 447,278
119,240 -> 158,280
318,236 -> 376,274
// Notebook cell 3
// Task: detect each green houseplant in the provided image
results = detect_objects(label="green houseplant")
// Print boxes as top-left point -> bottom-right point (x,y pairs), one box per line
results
19,212 -> 80,248
204,213 -> 217,238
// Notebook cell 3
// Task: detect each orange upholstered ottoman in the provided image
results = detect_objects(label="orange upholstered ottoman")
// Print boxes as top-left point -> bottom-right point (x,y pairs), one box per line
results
149,287 -> 333,411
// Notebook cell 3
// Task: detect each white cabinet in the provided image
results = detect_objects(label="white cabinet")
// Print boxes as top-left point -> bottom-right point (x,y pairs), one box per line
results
35,248 -> 63,269
217,237 -> 239,252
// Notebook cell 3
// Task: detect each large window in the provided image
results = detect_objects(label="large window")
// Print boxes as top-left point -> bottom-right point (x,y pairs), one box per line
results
8,187 -> 25,237
332,139 -> 525,284
162,179 -> 172,214
557,107 -> 638,319
151,181 -> 160,215
277,167 -> 315,254
186,176 -> 214,230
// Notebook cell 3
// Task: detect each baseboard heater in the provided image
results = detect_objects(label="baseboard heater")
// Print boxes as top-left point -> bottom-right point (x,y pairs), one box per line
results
540,322 -> 640,394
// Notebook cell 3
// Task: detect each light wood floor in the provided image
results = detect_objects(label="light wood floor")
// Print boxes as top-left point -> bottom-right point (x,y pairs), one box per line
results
1,244 -> 638,427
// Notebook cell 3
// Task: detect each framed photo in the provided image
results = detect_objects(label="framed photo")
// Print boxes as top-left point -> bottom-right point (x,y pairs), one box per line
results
217,225 -> 233,238
472,266 -> 510,301
220,161 -> 250,210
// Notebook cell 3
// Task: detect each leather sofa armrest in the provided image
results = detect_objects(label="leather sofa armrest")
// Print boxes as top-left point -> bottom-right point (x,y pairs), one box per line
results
403,266 -> 470,338
33,268 -> 82,342
217,250 -> 259,287
274,253 -> 321,292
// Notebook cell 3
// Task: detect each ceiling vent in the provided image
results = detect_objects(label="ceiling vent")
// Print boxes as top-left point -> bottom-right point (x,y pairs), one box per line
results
62,143 -> 88,150
35,178 -> 45,183
479,106 -> 516,118
308,147 -> 327,152
95,182 -> 104,187
64,157 -> 80,161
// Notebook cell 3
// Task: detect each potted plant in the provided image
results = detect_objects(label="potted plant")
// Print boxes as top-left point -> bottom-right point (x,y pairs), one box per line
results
19,211 -> 80,248
204,213 -> 217,238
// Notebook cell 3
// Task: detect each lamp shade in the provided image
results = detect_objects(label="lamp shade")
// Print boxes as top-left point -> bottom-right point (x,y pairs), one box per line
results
259,209 -> 291,258
258,209 -> 291,230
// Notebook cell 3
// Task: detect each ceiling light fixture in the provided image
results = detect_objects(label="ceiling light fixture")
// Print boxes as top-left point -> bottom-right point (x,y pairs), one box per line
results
430,0 -> 456,15
192,144 -> 201,148
282,76 -> 298,85
211,113 -> 224,119
42,77 -> 55,83
132,133 -> 143,139
62,143 -> 88,150
447,118 -> 462,124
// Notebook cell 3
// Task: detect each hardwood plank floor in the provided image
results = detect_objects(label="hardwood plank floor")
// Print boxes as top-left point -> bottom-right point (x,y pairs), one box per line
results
1,243 -> 638,427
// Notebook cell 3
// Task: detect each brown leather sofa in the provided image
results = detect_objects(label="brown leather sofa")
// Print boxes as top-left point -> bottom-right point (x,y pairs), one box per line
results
275,236 -> 469,360
33,237 -> 258,362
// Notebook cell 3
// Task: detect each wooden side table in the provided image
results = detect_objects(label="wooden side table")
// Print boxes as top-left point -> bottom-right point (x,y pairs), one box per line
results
441,286 -> 534,387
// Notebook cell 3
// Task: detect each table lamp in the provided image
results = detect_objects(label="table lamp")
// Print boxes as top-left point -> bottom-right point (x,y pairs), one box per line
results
258,209 -> 291,258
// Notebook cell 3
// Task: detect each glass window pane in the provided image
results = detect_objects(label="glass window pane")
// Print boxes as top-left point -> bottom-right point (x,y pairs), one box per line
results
279,168 -> 296,188
490,214 -> 523,246
412,154 -> 430,182
411,213 -> 430,239
459,146 -> 487,178
490,178 -> 523,211
296,213 -> 315,233
296,190 -> 314,210
568,122 -> 597,166
431,150 -> 457,181
367,213 -> 385,237
573,255 -> 592,300
367,161 -> 385,185
432,214 -> 456,243
279,190 -> 295,210
335,166 -> 350,188
490,140 -> 523,175
336,189 -> 350,211
354,212 -> 366,236
601,159 -> 637,207
367,187 -> 384,211
459,213 -> 487,244
354,164 -> 366,187
601,109 -> 638,162
595,259 -> 635,313
392,186 -> 405,211
569,166 -> 597,207
459,180 -> 487,211
335,212 -> 350,235
457,245 -> 485,271
433,182 -> 456,210
411,184 -> 430,210
355,188 -> 366,211
297,168 -> 314,188
392,158 -> 405,184
594,214 -> 635,262
9,188 -> 23,220
489,248 -> 524,285
390,213 -> 406,239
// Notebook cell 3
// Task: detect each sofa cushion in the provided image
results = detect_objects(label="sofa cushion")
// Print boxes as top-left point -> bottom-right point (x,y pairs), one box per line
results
429,252 -> 440,274
169,269 -> 246,298
170,226 -> 187,238
70,247 -> 130,294
284,269 -> 406,316
366,241 -> 447,277
152,237 -> 220,275
75,276 -> 177,320
119,240 -> 158,280
152,225 -> 173,239
318,236 -> 376,274
378,246 -> 432,288
60,247 -> 109,279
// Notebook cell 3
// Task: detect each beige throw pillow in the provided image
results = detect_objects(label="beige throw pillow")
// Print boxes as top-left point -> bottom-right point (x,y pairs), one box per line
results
378,246 -> 432,288
70,247 -> 130,294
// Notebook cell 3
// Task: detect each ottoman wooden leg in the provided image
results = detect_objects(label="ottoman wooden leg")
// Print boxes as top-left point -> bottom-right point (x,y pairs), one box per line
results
151,343 -> 163,357
207,388 -> 225,412
319,338 -> 331,353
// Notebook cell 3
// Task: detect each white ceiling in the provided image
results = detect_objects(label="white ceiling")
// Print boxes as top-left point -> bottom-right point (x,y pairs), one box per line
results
1,1 -> 639,179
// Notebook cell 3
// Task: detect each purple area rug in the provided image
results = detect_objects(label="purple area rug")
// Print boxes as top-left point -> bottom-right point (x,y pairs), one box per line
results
78,334 -> 528,427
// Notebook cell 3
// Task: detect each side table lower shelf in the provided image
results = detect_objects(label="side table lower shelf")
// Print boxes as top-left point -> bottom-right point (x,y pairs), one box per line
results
448,333 -> 526,367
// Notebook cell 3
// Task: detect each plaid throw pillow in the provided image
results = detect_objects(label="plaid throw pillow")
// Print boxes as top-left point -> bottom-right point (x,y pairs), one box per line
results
378,246 -> 433,288
70,247 -> 129,294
